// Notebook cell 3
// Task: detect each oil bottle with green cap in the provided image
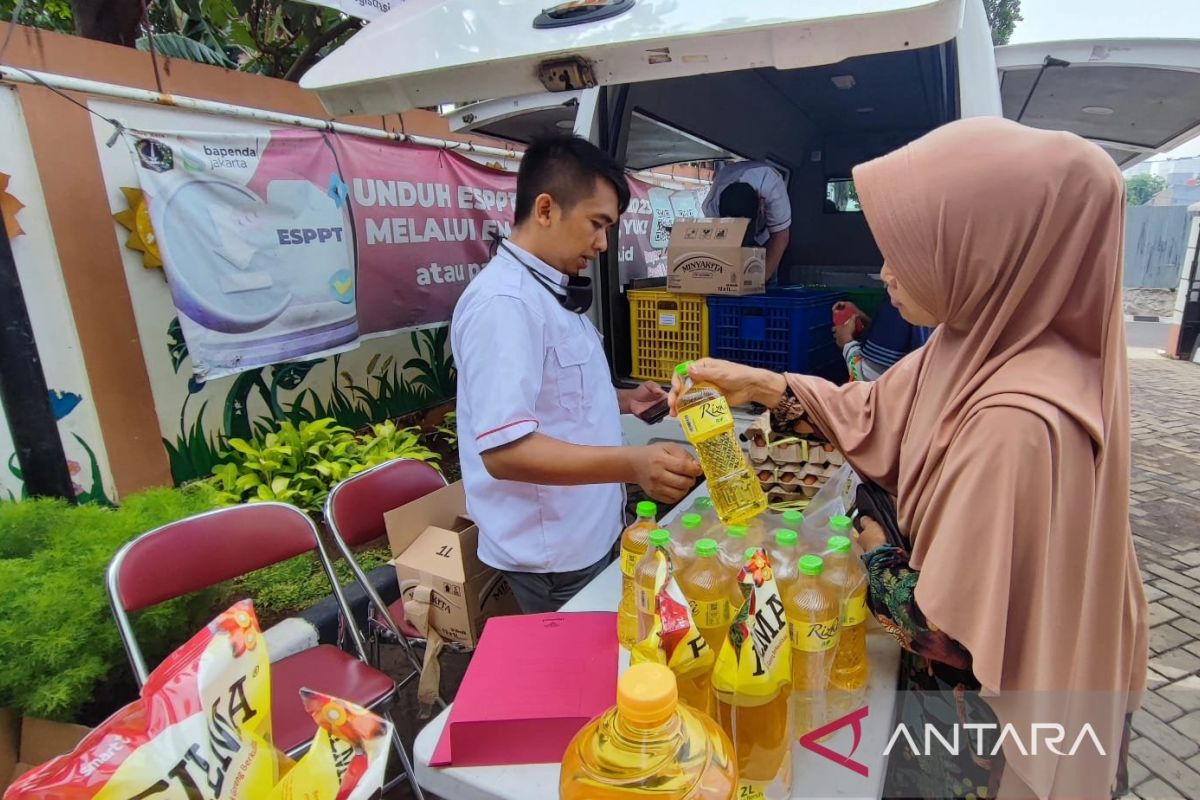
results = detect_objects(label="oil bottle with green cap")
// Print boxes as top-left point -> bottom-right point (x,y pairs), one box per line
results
767,528 -> 802,590
717,524 -> 750,571
784,554 -> 841,736
678,537 -> 742,662
618,501 -> 658,649
672,512 -> 706,572
825,517 -> 870,715
674,361 -> 767,525
634,529 -> 673,642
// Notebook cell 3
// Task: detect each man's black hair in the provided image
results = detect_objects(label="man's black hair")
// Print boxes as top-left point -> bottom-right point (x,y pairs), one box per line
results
718,182 -> 760,246
514,135 -> 631,224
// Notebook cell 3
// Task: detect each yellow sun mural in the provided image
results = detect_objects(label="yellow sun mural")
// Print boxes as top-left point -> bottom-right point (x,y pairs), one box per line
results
1,172 -> 24,239
113,186 -> 162,268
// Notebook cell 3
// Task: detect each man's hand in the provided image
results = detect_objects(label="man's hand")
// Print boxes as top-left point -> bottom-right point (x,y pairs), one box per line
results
632,443 -> 703,504
621,381 -> 668,417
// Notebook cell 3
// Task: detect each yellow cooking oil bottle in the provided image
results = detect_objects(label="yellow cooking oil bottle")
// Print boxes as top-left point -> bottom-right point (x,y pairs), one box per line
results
784,554 -> 841,737
672,513 -> 705,575
825,520 -> 870,717
677,538 -> 741,659
619,501 -> 660,649
560,662 -> 738,799
674,362 -> 767,525
712,548 -> 793,800
766,528 -> 802,593
635,529 -> 673,642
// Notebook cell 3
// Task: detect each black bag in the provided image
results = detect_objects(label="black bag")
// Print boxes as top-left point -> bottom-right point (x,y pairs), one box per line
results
851,482 -> 908,550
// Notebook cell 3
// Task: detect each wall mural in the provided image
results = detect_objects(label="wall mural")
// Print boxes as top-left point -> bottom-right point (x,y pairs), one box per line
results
1,172 -> 23,238
112,186 -> 162,269
161,313 -> 454,485
89,99 -> 472,490
0,86 -> 118,504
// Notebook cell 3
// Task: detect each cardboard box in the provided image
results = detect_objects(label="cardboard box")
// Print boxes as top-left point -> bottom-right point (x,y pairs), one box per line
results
0,708 -> 90,790
430,612 -> 618,767
666,218 -> 766,296
385,481 -> 520,648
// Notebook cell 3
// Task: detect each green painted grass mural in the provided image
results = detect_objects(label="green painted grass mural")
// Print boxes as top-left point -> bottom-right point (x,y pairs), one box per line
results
163,318 -> 457,486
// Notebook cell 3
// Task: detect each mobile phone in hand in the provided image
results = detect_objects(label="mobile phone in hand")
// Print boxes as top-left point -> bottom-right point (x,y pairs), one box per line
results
636,398 -> 670,425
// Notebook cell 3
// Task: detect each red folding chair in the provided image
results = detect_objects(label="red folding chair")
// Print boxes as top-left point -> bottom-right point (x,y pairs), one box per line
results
324,458 -> 450,695
106,501 -> 425,800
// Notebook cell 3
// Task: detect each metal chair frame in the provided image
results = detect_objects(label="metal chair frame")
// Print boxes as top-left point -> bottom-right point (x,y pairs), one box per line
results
106,501 -> 426,799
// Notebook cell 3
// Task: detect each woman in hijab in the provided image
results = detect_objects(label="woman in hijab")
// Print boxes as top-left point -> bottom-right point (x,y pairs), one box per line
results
670,118 -> 1147,799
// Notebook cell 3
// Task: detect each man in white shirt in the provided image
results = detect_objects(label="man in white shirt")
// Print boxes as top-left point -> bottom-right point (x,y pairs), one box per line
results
701,160 -> 792,280
452,135 -> 703,614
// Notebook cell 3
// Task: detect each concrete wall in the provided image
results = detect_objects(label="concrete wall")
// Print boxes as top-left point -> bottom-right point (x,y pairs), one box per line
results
1125,205 -> 1193,289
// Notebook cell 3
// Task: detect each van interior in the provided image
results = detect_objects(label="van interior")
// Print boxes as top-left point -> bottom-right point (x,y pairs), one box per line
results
595,42 -> 959,376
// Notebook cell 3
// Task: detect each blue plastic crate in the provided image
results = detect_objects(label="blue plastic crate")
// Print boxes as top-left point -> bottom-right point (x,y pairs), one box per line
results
707,289 -> 847,379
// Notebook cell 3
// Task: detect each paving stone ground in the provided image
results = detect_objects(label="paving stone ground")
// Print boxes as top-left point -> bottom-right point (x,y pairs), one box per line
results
1127,355 -> 1200,800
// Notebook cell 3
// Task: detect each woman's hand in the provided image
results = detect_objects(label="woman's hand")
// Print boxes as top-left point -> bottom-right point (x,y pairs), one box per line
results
854,516 -> 888,552
668,359 -> 787,415
834,316 -> 861,348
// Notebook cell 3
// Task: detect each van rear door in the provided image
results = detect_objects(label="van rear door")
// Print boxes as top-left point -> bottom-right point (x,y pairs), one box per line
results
995,38 -> 1200,168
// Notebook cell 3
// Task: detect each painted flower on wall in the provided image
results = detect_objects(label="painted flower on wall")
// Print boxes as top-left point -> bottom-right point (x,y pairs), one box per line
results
1,172 -> 23,239
112,186 -> 162,268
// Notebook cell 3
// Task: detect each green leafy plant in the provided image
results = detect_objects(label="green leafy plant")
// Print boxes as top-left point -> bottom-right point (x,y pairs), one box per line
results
207,417 -> 442,515
137,32 -> 236,67
208,418 -> 358,513
357,420 -> 441,470
0,485 -> 223,721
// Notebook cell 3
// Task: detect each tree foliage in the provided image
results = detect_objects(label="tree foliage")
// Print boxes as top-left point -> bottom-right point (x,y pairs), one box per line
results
982,0 -> 1023,46
1125,174 -> 1168,206
1,0 -> 362,81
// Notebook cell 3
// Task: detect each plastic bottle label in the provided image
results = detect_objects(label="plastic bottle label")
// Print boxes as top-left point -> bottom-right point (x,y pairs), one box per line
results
843,594 -> 868,627
689,598 -> 733,630
620,546 -> 639,578
789,616 -> 840,653
738,782 -> 768,800
679,397 -> 734,441
636,585 -> 654,615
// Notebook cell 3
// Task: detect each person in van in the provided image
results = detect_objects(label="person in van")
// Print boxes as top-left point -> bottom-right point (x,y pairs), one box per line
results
452,135 -> 702,615
833,293 -> 932,381
701,160 -> 792,281
670,118 -> 1146,800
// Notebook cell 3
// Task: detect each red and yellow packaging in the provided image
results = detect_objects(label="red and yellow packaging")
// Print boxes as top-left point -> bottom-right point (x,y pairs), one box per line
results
4,601 -> 391,800
631,550 -> 717,717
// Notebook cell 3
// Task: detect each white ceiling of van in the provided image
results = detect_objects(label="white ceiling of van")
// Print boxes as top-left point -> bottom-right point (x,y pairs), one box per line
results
996,38 -> 1200,168
301,0 -> 965,116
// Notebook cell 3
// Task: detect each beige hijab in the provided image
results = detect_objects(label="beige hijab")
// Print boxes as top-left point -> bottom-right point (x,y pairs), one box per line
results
788,118 -> 1147,798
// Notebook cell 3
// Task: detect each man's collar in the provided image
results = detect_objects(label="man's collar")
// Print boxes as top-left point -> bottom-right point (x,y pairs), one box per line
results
501,240 -> 568,287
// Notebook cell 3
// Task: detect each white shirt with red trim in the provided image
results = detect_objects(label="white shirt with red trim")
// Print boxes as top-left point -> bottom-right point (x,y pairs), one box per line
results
450,242 -> 624,574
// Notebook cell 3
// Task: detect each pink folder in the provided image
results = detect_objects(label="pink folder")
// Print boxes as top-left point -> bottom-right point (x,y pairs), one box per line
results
429,611 -> 618,768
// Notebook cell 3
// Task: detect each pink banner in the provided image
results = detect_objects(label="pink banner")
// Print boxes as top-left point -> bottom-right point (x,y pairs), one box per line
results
618,175 -> 708,284
332,137 -> 517,334
136,128 -> 715,381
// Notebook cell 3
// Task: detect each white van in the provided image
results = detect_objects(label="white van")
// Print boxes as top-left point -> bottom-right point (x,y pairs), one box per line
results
302,0 -> 1200,384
